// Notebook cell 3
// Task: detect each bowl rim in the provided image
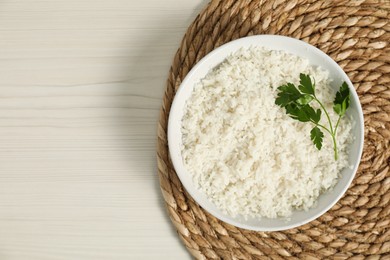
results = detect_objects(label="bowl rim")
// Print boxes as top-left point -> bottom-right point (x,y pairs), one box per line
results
167,34 -> 364,231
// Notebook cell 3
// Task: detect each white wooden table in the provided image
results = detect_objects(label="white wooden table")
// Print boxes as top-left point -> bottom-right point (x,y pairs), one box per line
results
0,0 -> 208,258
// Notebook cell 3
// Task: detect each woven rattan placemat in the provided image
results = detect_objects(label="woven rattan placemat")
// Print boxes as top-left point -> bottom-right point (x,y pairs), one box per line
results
157,0 -> 390,258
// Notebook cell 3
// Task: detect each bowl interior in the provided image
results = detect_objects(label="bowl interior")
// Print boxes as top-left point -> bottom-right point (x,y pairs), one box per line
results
168,35 -> 364,231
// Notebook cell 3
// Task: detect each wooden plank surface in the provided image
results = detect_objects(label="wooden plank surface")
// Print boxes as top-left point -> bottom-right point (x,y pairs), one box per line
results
0,0 -> 208,258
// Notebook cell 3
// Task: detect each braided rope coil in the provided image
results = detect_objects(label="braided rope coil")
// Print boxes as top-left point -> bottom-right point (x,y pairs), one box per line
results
157,0 -> 390,259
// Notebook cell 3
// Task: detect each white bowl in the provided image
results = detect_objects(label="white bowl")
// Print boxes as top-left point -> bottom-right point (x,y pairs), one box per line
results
168,35 -> 364,231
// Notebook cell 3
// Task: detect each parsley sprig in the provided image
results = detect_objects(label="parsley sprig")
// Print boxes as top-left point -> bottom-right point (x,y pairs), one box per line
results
275,73 -> 350,160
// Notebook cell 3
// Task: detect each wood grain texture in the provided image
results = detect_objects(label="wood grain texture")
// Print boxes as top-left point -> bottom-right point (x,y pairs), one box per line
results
0,0 -> 207,259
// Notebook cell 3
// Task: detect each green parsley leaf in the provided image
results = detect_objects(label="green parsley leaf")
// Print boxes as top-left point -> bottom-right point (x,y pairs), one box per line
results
296,94 -> 314,105
333,81 -> 350,116
285,103 -> 311,122
298,73 -> 315,95
333,104 -> 342,115
306,107 -> 321,124
314,109 -> 322,123
275,83 -> 302,107
275,74 -> 351,160
285,103 -> 319,124
310,126 -> 324,150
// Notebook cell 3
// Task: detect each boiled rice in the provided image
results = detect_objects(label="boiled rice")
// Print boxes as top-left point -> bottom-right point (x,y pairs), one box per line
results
181,46 -> 352,219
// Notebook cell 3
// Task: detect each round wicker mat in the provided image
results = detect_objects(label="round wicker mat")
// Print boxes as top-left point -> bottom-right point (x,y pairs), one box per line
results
157,0 -> 390,259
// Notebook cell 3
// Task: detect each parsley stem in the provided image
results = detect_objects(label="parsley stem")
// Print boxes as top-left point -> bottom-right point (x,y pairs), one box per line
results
334,116 -> 342,136
332,135 -> 338,160
311,121 -> 332,135
311,121 -> 338,160
313,97 -> 334,134
332,116 -> 342,161
313,97 -> 339,160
